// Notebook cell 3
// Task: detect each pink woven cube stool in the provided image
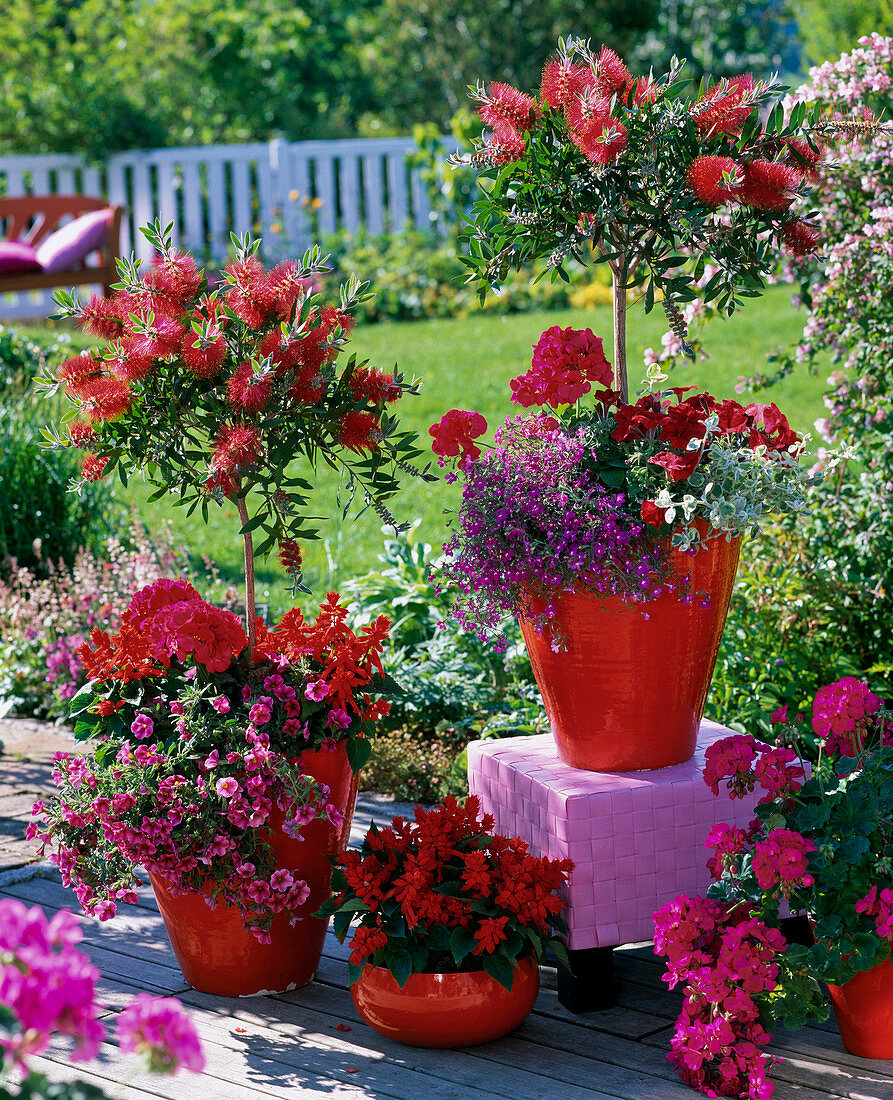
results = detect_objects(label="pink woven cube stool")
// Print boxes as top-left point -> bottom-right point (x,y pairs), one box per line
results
467,720 -> 759,1011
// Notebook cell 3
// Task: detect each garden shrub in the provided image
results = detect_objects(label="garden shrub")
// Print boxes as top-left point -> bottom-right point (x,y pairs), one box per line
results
0,520 -> 188,719
340,531 -> 545,801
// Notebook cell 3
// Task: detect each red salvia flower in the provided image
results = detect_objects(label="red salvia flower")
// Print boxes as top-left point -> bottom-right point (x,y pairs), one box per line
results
738,160 -> 802,212
476,81 -> 539,135
540,57 -> 592,110
472,915 -> 510,955
688,156 -> 745,206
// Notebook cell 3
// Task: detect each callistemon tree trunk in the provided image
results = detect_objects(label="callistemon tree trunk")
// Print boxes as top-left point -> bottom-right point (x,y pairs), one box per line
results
236,495 -> 257,659
610,257 -> 629,405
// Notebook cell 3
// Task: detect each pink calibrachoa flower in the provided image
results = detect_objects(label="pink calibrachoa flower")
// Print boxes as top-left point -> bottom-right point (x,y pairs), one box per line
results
214,777 -> 239,798
304,679 -> 329,701
211,695 -> 231,714
130,713 -> 154,740
115,994 -> 205,1074
326,708 -> 352,730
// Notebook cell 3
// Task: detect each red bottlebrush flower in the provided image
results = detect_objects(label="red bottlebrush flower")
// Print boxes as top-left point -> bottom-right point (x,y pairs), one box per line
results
633,77 -> 659,105
211,424 -> 263,474
540,57 -> 592,110
266,260 -> 309,321
337,410 -> 382,452
318,304 -> 357,337
278,539 -> 303,577
224,257 -> 277,328
347,366 -> 399,406
77,294 -> 126,340
573,117 -> 628,165
640,500 -> 666,527
182,328 -> 227,379
592,46 -> 633,98
782,219 -> 822,256
693,74 -> 756,138
429,409 -> 488,463
128,317 -> 185,362
80,454 -> 110,482
688,156 -> 745,206
74,376 -> 134,423
226,361 -> 272,414
476,81 -> 539,135
109,341 -> 156,383
67,420 -> 97,449
144,250 -> 203,304
738,160 -> 802,212
782,136 -> 825,180
289,365 -> 326,405
486,127 -> 527,164
58,351 -> 101,390
565,87 -> 613,136
204,469 -> 238,496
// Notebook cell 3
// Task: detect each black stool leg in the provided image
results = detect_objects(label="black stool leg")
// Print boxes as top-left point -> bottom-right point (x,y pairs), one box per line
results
557,946 -> 616,1013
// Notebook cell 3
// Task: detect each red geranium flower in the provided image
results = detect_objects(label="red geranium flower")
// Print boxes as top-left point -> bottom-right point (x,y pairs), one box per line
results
429,409 -> 488,463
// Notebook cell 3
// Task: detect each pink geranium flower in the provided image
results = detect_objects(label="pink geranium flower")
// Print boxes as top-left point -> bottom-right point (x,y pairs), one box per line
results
115,994 -> 205,1074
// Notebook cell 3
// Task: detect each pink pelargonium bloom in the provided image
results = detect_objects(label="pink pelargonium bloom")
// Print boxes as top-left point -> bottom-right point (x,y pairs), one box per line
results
429,409 -> 488,463
115,994 -> 205,1075
510,326 -> 613,408
752,829 -> 816,894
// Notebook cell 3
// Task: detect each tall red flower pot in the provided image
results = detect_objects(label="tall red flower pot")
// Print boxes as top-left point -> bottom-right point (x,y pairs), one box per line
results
519,530 -> 741,772
351,957 -> 540,1047
827,956 -> 893,1059
149,741 -> 359,997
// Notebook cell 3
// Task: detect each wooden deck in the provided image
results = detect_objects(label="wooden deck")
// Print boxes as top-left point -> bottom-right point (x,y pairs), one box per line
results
4,796 -> 893,1100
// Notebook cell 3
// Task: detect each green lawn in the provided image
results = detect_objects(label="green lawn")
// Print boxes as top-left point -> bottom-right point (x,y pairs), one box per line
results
23,285 -> 828,616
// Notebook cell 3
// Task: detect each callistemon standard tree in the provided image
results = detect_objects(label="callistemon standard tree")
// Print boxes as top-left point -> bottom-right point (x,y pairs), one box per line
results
42,224 -> 429,652
456,38 -> 838,399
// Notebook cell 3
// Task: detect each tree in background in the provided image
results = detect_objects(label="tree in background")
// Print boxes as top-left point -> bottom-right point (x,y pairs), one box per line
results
0,0 -> 372,156
630,0 -> 799,83
792,0 -> 893,64
352,0 -> 660,133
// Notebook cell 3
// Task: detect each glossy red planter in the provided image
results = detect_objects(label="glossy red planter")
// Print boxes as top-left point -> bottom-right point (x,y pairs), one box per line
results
827,956 -> 893,1059
150,742 -> 359,997
520,532 -> 741,772
351,956 -> 540,1046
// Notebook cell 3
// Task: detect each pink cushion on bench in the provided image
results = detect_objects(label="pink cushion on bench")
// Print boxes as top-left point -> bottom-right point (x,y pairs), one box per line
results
35,208 -> 113,273
0,241 -> 41,275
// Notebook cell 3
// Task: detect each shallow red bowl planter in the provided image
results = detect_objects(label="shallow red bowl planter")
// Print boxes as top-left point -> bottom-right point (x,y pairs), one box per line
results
827,955 -> 893,1059
150,741 -> 359,997
519,531 -> 741,772
351,956 -> 540,1047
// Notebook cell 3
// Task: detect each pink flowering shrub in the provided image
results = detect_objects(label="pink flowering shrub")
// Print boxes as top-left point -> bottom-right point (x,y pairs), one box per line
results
0,520 -> 187,719
30,580 -> 395,940
657,677 -> 893,1097
0,898 -> 202,1092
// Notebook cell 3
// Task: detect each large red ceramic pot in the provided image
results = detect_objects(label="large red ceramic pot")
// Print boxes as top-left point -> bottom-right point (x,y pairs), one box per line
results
351,957 -> 540,1047
827,955 -> 893,1059
519,529 -> 741,772
149,741 -> 359,997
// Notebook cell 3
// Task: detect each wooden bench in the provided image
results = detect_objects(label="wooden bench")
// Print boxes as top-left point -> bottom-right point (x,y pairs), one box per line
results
0,195 -> 123,298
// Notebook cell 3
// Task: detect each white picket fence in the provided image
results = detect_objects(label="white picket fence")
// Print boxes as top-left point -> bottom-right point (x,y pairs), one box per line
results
0,135 -> 445,318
